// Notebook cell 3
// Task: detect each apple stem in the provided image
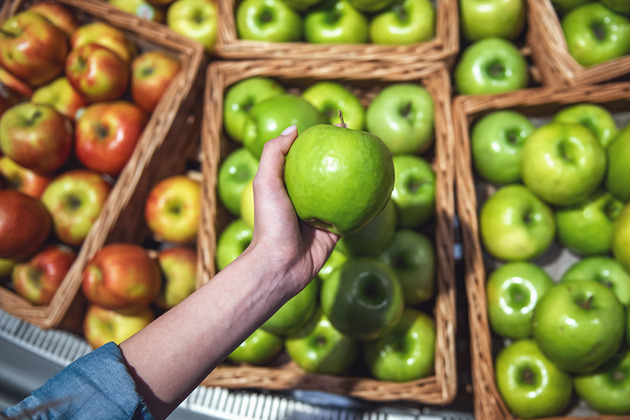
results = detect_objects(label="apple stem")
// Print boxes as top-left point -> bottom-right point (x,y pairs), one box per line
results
338,110 -> 346,128
581,294 -> 594,310
523,368 -> 534,384
0,29 -> 17,38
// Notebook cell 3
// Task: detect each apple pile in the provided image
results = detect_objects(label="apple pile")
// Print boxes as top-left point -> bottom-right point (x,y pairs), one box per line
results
215,75 -> 440,382
234,0 -> 436,46
0,2 -> 182,308
552,0 -> 630,67
471,103 -> 630,416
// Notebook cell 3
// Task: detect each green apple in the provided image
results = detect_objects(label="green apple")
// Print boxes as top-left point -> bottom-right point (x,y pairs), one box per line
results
366,83 -> 434,155
495,339 -> 573,418
561,2 -> 630,67
552,103 -> 618,148
369,0 -> 436,45
215,218 -> 253,271
285,310 -> 358,375
532,281 -> 625,373
613,203 -> 630,273
166,0 -> 218,52
470,110 -> 535,185
479,184 -> 556,261
155,246 -> 197,310
486,261 -> 554,339
606,123 -> 630,202
454,37 -> 529,95
261,278 -> 319,335
364,308 -> 436,382
301,81 -> 365,130
378,230 -> 435,306
242,94 -> 326,158
521,122 -> 607,206
340,199 -> 396,257
236,0 -> 303,42
550,0 -> 590,15
321,257 -> 403,340
348,0 -> 394,12
390,154 -> 436,229
574,349 -> 630,415
561,256 -> 630,306
240,179 -> 255,228
317,244 -> 348,281
555,190 -> 623,256
228,327 -> 283,365
223,77 -> 286,143
459,0 -> 525,42
217,147 -> 259,215
282,0 -> 324,11
284,124 -> 394,235
304,0 -> 369,44
601,0 -> 630,14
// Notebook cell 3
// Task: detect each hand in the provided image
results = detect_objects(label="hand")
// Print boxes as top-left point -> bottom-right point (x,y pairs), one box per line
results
247,125 -> 339,293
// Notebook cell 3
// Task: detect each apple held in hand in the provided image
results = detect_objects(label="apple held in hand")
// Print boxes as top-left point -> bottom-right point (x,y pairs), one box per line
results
341,199 -> 396,257
41,170 -> 112,247
561,256 -> 630,306
459,0 -> 525,42
12,244 -> 76,305
284,124 -> 394,235
70,22 -> 136,63
0,156 -> 52,199
82,243 -> 162,310
486,261 -> 553,339
223,77 -> 286,143
131,51 -> 181,114
389,154 -> 435,229
532,281 -> 625,374
242,94 -> 326,158
301,81 -> 365,130
454,38 -> 528,95
304,0 -> 369,44
575,349 -> 630,415
364,308 -> 436,382
366,83 -> 434,155
156,246 -> 197,310
215,219 -> 253,271
479,184 -> 556,261
83,304 -> 155,349
30,1 -> 80,37
562,2 -> 630,67
0,102 -> 73,174
470,110 -> 534,185
606,123 -> 630,202
495,339 -> 573,419
144,175 -> 201,244
236,0 -> 303,42
0,11 -> 68,87
167,0 -> 218,52
285,310 -> 358,375
522,122 -> 606,206
321,257 -> 403,340
228,327 -> 283,365
76,101 -> 148,177
0,190 -> 51,260
32,77 -> 88,121
261,278 -> 319,335
65,43 -> 130,103
217,147 -> 259,215
369,0 -> 436,45
555,190 -> 623,256
552,103 -> 618,148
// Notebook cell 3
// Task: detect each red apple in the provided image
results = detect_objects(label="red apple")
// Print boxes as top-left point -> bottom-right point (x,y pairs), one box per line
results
0,190 -> 51,260
75,101 -> 148,177
70,22 -> 137,63
0,156 -> 52,199
0,66 -> 33,99
0,85 -> 20,119
41,170 -> 112,246
0,102 -> 73,174
30,1 -> 80,38
131,51 -> 181,113
156,246 -> 197,309
12,244 -> 76,305
82,243 -> 162,310
65,43 -> 130,103
31,77 -> 88,121
0,11 -> 68,87
83,304 -> 155,349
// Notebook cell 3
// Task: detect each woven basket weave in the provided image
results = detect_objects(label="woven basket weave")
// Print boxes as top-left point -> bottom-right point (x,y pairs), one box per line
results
198,58 -> 457,404
214,0 -> 459,66
0,0 -> 205,331
454,82 -> 630,419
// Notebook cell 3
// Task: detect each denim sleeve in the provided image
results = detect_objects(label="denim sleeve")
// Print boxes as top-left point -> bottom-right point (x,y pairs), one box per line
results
1,341 -> 153,420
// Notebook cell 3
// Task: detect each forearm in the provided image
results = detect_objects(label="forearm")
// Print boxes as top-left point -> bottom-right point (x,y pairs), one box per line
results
119,245 -> 295,419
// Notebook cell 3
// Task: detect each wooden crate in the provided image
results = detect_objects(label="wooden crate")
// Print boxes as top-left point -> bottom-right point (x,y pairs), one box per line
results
454,82 -> 630,419
199,58 -> 457,404
0,0 -> 205,331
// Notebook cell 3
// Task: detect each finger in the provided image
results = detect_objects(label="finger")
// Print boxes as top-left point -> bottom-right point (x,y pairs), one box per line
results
255,125 -> 298,188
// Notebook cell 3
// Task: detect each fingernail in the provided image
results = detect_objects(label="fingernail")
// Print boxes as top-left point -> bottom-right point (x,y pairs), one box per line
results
281,125 -> 297,136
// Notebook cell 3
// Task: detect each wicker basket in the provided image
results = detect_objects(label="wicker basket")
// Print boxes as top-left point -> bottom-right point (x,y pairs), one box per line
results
527,0 -> 630,87
215,0 -> 459,66
0,0 -> 205,332
454,82 -> 630,419
199,59 -> 457,404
